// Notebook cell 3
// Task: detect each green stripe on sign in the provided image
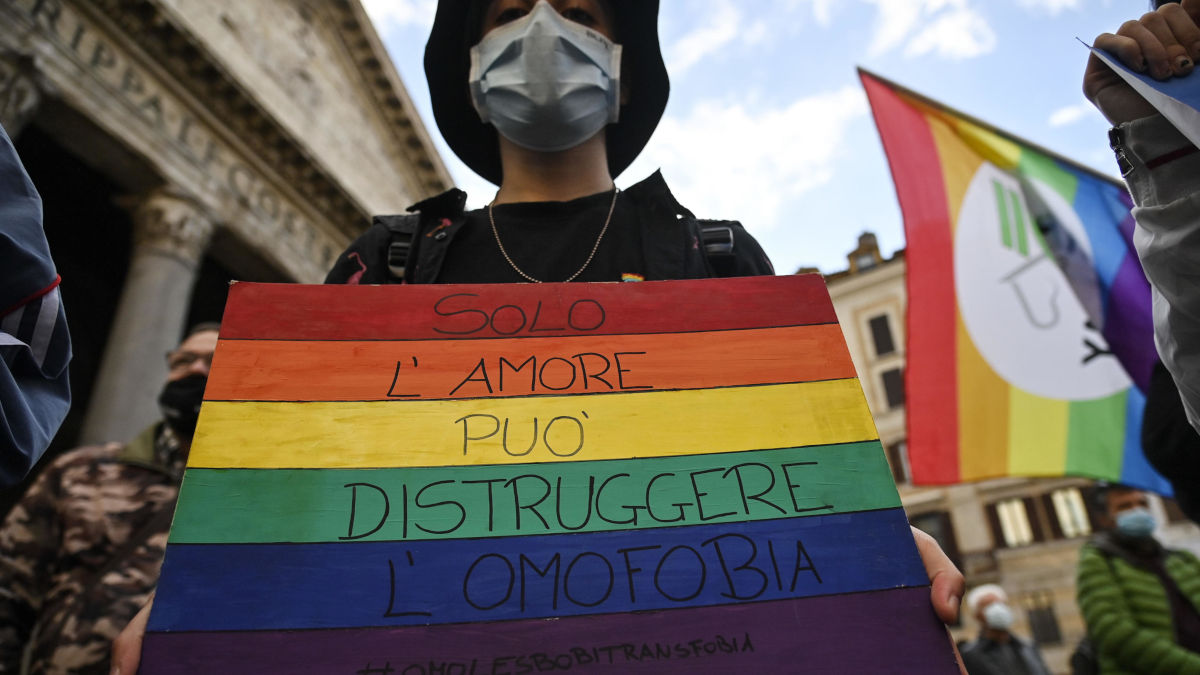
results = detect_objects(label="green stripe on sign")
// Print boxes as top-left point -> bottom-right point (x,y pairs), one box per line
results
170,442 -> 900,544
1064,391 -> 1127,480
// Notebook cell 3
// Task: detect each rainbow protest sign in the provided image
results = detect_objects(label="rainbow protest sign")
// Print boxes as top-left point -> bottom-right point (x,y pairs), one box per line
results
140,276 -> 960,673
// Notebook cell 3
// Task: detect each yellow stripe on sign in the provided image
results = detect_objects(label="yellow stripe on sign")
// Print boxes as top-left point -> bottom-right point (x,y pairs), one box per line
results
1007,386 -> 1069,477
189,379 -> 878,469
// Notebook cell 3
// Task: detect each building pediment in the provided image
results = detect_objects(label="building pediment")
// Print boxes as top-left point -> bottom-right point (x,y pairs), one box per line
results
151,0 -> 451,217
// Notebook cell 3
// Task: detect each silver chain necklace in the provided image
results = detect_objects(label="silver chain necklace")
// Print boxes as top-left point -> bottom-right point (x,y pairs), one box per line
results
488,188 -> 621,283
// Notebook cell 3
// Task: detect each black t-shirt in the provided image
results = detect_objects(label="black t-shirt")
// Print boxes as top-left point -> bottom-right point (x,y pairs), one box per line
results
436,189 -> 645,284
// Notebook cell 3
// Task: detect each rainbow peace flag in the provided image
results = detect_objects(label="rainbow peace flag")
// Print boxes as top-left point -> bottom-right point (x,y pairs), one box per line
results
860,69 -> 1169,493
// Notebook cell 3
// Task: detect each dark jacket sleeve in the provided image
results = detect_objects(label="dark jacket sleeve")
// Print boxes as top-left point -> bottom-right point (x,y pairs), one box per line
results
0,124 -> 71,486
324,221 -> 396,285
957,642 -> 988,675
1142,360 -> 1200,523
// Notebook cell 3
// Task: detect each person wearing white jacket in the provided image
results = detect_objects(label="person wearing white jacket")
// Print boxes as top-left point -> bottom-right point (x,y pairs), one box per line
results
1086,0 -> 1200,433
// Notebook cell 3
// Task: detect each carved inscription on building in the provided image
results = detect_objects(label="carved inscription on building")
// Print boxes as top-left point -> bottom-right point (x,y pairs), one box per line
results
7,0 -> 343,279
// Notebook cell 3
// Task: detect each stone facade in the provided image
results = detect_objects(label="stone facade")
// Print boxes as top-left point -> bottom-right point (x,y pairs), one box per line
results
821,233 -> 1200,675
1,0 -> 451,447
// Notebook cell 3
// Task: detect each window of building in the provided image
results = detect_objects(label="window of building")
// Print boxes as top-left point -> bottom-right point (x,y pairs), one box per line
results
1048,488 -> 1092,538
881,368 -> 905,409
1080,485 -> 1105,523
987,498 -> 1045,548
1024,591 -> 1063,646
869,314 -> 895,357
886,441 -> 910,484
856,253 -> 877,272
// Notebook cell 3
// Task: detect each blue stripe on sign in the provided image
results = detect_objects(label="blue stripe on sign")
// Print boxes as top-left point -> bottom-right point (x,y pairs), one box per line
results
148,508 -> 924,632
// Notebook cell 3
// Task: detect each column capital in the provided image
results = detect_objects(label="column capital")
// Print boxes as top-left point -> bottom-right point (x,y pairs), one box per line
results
0,51 -> 43,137
129,188 -> 216,264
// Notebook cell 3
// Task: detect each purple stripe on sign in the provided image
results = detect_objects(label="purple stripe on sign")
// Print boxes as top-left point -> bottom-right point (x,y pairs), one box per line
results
138,587 -> 960,674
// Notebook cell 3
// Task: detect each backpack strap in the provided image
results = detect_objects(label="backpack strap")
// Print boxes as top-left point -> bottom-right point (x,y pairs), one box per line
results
698,219 -> 738,277
380,191 -> 769,282
381,214 -> 421,281
381,188 -> 469,284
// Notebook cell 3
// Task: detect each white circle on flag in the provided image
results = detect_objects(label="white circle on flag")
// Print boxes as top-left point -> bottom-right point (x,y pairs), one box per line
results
954,164 -> 1130,400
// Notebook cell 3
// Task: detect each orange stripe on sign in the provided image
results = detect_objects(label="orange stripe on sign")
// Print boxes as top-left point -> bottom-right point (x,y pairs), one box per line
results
205,324 -> 855,402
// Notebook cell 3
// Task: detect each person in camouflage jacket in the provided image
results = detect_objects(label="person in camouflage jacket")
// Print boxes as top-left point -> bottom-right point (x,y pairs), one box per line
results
0,325 -> 216,675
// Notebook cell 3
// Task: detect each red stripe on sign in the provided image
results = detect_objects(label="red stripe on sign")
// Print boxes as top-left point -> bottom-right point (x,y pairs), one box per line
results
219,276 -> 838,340
860,71 -> 959,483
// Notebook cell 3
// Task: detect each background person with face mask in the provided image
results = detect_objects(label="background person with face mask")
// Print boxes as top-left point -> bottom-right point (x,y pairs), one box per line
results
959,584 -> 1052,675
0,323 -> 216,675
1075,483 -> 1200,673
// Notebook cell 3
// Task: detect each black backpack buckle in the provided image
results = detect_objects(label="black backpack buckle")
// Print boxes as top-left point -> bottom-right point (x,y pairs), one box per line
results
700,225 -> 734,257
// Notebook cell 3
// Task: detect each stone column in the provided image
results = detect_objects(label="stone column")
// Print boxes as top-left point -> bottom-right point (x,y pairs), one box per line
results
0,52 -> 42,138
79,189 -> 215,444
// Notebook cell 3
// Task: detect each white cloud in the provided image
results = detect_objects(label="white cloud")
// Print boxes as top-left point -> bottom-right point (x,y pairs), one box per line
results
1017,0 -> 1081,15
1049,103 -> 1091,127
621,86 -> 869,236
779,0 -> 839,28
865,0 -> 925,57
811,0 -> 837,27
865,0 -> 995,60
361,0 -> 436,33
665,0 -> 743,76
903,7 -> 996,59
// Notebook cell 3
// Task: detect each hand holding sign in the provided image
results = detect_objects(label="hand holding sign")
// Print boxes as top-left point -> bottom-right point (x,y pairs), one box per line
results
1085,0 -> 1200,134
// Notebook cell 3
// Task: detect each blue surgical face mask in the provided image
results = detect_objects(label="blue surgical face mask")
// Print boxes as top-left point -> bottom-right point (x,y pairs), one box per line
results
1116,507 -> 1157,538
982,602 -> 1015,631
469,1 -> 622,153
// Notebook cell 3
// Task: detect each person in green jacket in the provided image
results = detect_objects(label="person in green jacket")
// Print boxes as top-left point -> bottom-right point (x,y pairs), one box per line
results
1076,483 -> 1200,674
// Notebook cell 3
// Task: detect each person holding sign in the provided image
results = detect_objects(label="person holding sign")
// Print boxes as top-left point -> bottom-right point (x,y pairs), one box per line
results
324,0 -> 774,286
324,0 -> 964,623
111,1 -> 965,672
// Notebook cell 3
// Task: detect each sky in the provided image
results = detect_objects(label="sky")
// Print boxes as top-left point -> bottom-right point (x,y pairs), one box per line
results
361,0 -> 1146,274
